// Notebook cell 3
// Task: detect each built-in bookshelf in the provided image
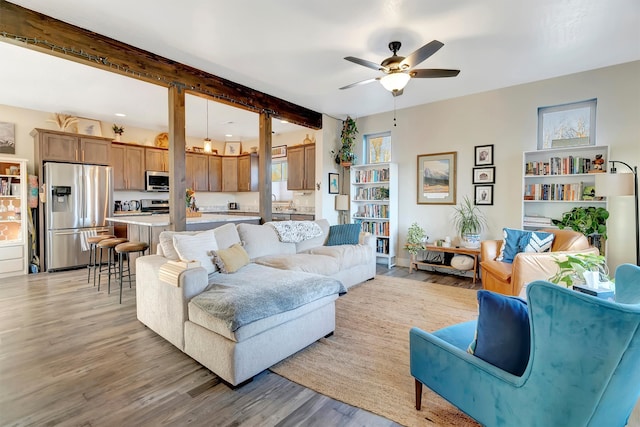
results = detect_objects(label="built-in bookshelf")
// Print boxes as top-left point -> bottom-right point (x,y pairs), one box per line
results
522,145 -> 609,230
350,162 -> 398,268
0,157 -> 29,278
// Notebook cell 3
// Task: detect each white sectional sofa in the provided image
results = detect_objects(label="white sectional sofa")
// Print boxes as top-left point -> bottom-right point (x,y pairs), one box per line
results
135,219 -> 376,386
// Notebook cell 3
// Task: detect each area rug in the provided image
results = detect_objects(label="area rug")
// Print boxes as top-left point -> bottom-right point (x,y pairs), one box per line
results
270,275 -> 481,427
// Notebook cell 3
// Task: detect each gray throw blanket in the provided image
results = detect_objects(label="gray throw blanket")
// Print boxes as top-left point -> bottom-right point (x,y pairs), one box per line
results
190,264 -> 346,331
266,220 -> 323,243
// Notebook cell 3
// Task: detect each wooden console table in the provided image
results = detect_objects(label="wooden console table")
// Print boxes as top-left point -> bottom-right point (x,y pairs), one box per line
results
409,244 -> 481,284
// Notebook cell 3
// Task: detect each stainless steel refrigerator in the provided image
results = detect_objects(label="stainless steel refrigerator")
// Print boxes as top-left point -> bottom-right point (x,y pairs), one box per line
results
44,162 -> 113,271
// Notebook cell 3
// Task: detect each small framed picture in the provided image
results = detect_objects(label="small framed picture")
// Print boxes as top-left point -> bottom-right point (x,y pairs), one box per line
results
474,144 -> 494,166
272,145 -> 287,158
76,118 -> 103,137
474,185 -> 494,205
328,172 -> 339,194
224,141 -> 242,156
472,167 -> 495,184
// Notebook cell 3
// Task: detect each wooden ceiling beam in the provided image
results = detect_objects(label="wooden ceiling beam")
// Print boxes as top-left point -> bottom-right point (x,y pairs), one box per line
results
0,0 -> 322,129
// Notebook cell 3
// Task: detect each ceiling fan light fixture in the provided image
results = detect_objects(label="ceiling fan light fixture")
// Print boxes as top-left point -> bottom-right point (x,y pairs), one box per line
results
380,72 -> 410,92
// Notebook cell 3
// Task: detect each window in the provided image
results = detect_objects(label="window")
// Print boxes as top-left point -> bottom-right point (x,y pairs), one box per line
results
364,132 -> 392,164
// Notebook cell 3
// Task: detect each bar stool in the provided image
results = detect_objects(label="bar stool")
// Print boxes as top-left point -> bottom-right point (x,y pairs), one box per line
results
96,237 -> 128,294
115,241 -> 149,304
87,234 -> 115,285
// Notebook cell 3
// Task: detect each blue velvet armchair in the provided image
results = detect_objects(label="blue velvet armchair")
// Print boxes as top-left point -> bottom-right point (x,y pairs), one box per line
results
410,263 -> 640,427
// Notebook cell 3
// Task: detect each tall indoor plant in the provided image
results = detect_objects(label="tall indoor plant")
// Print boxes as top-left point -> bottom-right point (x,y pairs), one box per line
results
452,196 -> 487,248
333,116 -> 358,167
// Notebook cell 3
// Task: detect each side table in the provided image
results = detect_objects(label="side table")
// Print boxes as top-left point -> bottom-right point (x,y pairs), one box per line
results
409,244 -> 481,284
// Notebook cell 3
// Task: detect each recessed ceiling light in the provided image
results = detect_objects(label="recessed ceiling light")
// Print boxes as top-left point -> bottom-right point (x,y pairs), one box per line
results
115,113 -> 126,117
225,134 -> 233,138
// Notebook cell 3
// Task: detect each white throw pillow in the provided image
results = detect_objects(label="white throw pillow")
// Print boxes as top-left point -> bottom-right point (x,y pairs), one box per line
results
172,229 -> 219,274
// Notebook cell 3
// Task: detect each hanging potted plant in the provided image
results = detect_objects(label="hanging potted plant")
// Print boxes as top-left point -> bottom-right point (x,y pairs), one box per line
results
332,116 -> 358,167
452,196 -> 487,248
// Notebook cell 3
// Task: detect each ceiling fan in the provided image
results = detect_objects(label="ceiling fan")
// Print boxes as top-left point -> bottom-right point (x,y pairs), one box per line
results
340,40 -> 460,97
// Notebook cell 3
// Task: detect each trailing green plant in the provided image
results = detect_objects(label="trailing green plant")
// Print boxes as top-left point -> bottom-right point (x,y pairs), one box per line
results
552,206 -> 609,240
332,116 -> 358,164
404,222 -> 427,256
452,196 -> 487,236
549,253 -> 610,287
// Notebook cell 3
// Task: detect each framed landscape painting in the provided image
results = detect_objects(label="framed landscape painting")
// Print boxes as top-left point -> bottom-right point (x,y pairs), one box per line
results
0,122 -> 15,154
537,98 -> 596,149
417,151 -> 457,205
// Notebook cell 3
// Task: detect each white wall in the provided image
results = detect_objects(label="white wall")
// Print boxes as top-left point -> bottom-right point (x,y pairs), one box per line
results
355,61 -> 640,271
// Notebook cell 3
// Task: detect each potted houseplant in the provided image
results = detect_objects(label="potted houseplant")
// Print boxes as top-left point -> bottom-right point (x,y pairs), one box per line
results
549,253 -> 610,288
112,124 -> 124,142
332,116 -> 358,167
452,196 -> 487,248
552,206 -> 609,253
404,222 -> 428,257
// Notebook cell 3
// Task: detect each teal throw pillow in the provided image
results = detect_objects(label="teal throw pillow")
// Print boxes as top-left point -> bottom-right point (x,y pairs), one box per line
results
326,224 -> 361,246
469,290 -> 530,376
496,228 -> 554,263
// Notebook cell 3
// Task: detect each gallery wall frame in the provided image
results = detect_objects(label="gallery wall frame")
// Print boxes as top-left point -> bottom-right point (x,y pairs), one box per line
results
537,98 -> 597,150
328,172 -> 339,194
417,151 -> 457,205
474,185 -> 494,206
224,141 -> 242,156
474,144 -> 494,166
472,166 -> 495,184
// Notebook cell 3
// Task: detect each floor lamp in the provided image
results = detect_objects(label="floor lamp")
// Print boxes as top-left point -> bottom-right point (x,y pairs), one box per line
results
595,161 -> 639,266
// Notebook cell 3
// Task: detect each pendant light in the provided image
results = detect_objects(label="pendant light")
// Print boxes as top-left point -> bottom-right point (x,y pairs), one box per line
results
203,100 -> 212,153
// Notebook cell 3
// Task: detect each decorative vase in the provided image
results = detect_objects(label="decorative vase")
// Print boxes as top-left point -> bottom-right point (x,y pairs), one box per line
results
114,134 -> 121,142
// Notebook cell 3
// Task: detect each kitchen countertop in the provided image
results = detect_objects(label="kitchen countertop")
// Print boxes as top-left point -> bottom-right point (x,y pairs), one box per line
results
107,213 -> 261,227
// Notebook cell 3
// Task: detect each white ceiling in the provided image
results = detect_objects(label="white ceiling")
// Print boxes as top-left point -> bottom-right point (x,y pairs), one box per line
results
1,0 -> 639,140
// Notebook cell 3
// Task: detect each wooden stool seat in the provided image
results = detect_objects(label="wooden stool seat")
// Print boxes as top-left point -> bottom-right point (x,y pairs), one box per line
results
97,238 -> 129,295
87,234 -> 117,285
114,241 -> 149,304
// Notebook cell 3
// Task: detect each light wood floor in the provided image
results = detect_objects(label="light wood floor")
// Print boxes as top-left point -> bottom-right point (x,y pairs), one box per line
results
1,265 -> 473,427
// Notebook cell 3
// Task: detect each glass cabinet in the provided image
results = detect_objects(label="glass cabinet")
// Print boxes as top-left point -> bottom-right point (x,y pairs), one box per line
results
0,157 -> 28,277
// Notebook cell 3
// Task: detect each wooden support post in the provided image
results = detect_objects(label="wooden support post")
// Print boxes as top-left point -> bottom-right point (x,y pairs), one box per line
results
259,112 -> 273,223
168,85 -> 186,231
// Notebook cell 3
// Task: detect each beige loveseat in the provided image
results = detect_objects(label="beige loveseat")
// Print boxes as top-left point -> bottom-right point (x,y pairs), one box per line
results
136,219 -> 376,386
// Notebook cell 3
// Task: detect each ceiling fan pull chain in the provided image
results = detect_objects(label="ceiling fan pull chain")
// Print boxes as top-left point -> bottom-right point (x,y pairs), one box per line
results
393,97 -> 397,127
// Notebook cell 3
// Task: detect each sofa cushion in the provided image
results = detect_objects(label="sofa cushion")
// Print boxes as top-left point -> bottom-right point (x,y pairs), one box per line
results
212,243 -> 250,273
237,223 -> 296,259
295,219 -> 330,253
326,224 -> 361,246
469,290 -> 530,376
172,229 -> 219,274
213,223 -> 242,250
254,253 -> 341,276
496,228 -> 554,263
305,244 -> 373,270
158,224 -> 241,260
159,231 -> 198,260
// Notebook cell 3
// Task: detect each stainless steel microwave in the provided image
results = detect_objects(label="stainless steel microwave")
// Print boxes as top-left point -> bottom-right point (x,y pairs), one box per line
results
145,170 -> 169,192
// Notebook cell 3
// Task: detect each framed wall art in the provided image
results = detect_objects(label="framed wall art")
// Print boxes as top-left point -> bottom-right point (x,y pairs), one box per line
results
328,172 -> 339,194
472,166 -> 495,184
76,118 -> 103,137
538,98 -> 596,150
474,185 -> 494,206
0,122 -> 16,154
417,151 -> 457,205
474,144 -> 494,166
272,145 -> 287,158
224,141 -> 242,156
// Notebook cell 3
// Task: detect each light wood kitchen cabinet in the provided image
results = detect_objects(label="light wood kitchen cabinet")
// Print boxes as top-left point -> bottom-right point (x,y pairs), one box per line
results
145,147 -> 169,172
221,157 -> 238,192
208,155 -> 222,192
287,143 -> 315,190
238,153 -> 259,192
186,153 -> 208,191
31,128 -> 112,165
111,143 -> 145,190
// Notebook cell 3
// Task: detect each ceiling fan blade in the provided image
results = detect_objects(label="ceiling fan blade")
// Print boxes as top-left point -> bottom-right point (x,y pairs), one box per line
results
410,69 -> 460,78
344,56 -> 388,72
339,77 -> 379,90
391,88 -> 404,97
399,40 -> 444,69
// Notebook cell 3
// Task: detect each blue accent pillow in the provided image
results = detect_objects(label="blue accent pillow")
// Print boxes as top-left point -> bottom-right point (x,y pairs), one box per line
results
470,290 -> 530,376
326,224 -> 361,246
496,228 -> 554,263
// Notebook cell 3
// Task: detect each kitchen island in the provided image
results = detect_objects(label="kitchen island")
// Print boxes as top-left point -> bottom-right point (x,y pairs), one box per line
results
107,213 -> 261,255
